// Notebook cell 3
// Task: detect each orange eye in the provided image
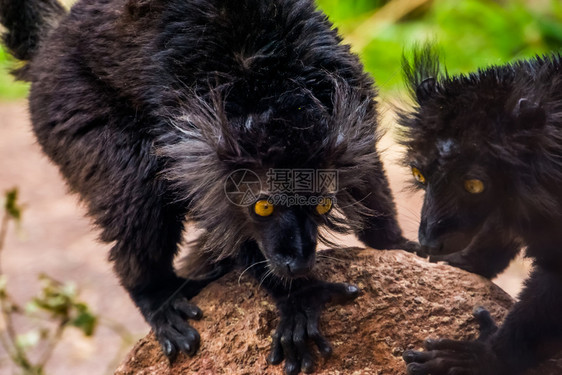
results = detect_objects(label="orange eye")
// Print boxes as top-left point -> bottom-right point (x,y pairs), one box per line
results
464,179 -> 484,194
316,198 -> 333,215
254,200 -> 274,217
412,167 -> 426,184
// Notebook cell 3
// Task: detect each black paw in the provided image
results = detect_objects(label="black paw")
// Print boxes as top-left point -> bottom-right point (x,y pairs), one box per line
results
473,306 -> 498,341
269,282 -> 360,375
429,253 -> 504,279
150,297 -> 203,361
403,308 -> 504,375
429,252 -> 474,272
400,239 -> 426,256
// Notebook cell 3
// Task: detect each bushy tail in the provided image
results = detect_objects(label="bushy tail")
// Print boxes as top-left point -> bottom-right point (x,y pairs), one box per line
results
0,0 -> 67,80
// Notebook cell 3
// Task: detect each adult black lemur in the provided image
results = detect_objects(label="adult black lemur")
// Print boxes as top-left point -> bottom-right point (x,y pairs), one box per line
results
0,0 -> 417,373
398,45 -> 562,375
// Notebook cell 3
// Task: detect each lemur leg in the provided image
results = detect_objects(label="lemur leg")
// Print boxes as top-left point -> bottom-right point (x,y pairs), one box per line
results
348,159 -> 420,253
429,221 -> 521,278
238,241 -> 359,375
403,264 -> 562,375
106,175 -> 230,360
63,123 -> 230,360
28,48 -> 234,360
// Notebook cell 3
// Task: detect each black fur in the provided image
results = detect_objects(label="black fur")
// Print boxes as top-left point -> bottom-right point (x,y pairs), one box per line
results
0,0 -> 414,373
399,45 -> 562,374
0,0 -> 65,79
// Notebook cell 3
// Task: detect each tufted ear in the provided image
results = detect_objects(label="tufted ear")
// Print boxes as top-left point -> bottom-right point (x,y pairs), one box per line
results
416,77 -> 436,104
513,98 -> 546,129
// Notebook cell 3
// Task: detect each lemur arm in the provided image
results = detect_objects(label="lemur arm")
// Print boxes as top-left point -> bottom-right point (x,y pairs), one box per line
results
429,219 -> 521,278
238,240 -> 359,375
348,161 -> 420,253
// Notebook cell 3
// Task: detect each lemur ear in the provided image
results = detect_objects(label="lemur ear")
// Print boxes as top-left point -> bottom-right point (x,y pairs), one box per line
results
514,98 -> 546,129
416,77 -> 436,103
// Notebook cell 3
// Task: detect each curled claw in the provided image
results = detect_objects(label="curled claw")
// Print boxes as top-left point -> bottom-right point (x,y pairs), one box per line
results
151,297 -> 204,361
428,252 -> 477,275
322,282 -> 360,304
473,306 -> 498,341
402,307 -> 504,375
270,281 -> 360,374
429,253 -> 460,265
403,337 -> 504,375
402,239 -> 426,256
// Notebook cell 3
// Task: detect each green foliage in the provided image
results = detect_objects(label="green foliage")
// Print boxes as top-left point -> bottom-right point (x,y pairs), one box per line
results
0,46 -> 29,101
0,0 -> 560,99
31,275 -> 98,337
0,189 -> 102,375
316,0 -> 562,95
313,0 -> 385,24
4,188 -> 23,222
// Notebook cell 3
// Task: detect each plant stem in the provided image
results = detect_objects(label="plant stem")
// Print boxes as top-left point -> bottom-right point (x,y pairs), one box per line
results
0,207 -> 35,372
0,209 -> 9,270
100,317 -> 136,375
38,320 -> 67,368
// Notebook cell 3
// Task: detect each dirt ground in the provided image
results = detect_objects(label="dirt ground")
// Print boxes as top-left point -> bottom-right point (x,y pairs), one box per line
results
0,101 -> 531,375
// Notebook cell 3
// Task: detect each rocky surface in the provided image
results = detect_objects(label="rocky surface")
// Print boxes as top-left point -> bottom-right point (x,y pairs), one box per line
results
115,248 -> 562,375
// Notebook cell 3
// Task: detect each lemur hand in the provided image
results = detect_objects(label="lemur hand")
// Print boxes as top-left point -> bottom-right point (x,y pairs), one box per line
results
268,281 -> 360,375
402,307 -> 510,375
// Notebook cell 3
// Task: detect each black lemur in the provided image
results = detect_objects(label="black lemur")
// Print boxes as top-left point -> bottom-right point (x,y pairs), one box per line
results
0,0 -> 417,373
399,45 -> 562,375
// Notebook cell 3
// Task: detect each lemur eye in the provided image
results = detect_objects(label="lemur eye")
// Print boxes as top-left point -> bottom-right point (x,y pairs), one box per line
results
464,179 -> 485,194
254,200 -> 274,217
316,197 -> 333,215
411,167 -> 426,184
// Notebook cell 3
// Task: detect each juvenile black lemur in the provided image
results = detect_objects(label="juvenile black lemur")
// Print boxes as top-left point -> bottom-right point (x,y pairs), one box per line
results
398,45 -> 562,375
0,0 -> 417,373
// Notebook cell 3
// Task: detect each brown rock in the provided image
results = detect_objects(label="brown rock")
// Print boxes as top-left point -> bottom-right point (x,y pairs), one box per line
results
115,248 -> 562,374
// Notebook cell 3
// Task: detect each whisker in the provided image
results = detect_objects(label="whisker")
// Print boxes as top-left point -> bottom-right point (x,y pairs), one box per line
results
238,260 -> 269,285
400,211 -> 420,221
399,208 -> 420,219
399,217 -> 421,227
259,269 -> 274,289
397,205 -> 421,221
337,192 -> 372,209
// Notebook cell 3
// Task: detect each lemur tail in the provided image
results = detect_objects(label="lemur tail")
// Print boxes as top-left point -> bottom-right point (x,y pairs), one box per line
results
0,0 -> 67,81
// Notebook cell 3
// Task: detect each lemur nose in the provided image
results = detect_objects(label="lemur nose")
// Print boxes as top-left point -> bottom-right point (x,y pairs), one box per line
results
419,227 -> 443,254
286,259 -> 314,278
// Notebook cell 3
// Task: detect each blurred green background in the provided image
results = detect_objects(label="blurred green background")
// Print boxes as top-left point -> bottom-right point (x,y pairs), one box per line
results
317,0 -> 562,96
0,0 -> 561,100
